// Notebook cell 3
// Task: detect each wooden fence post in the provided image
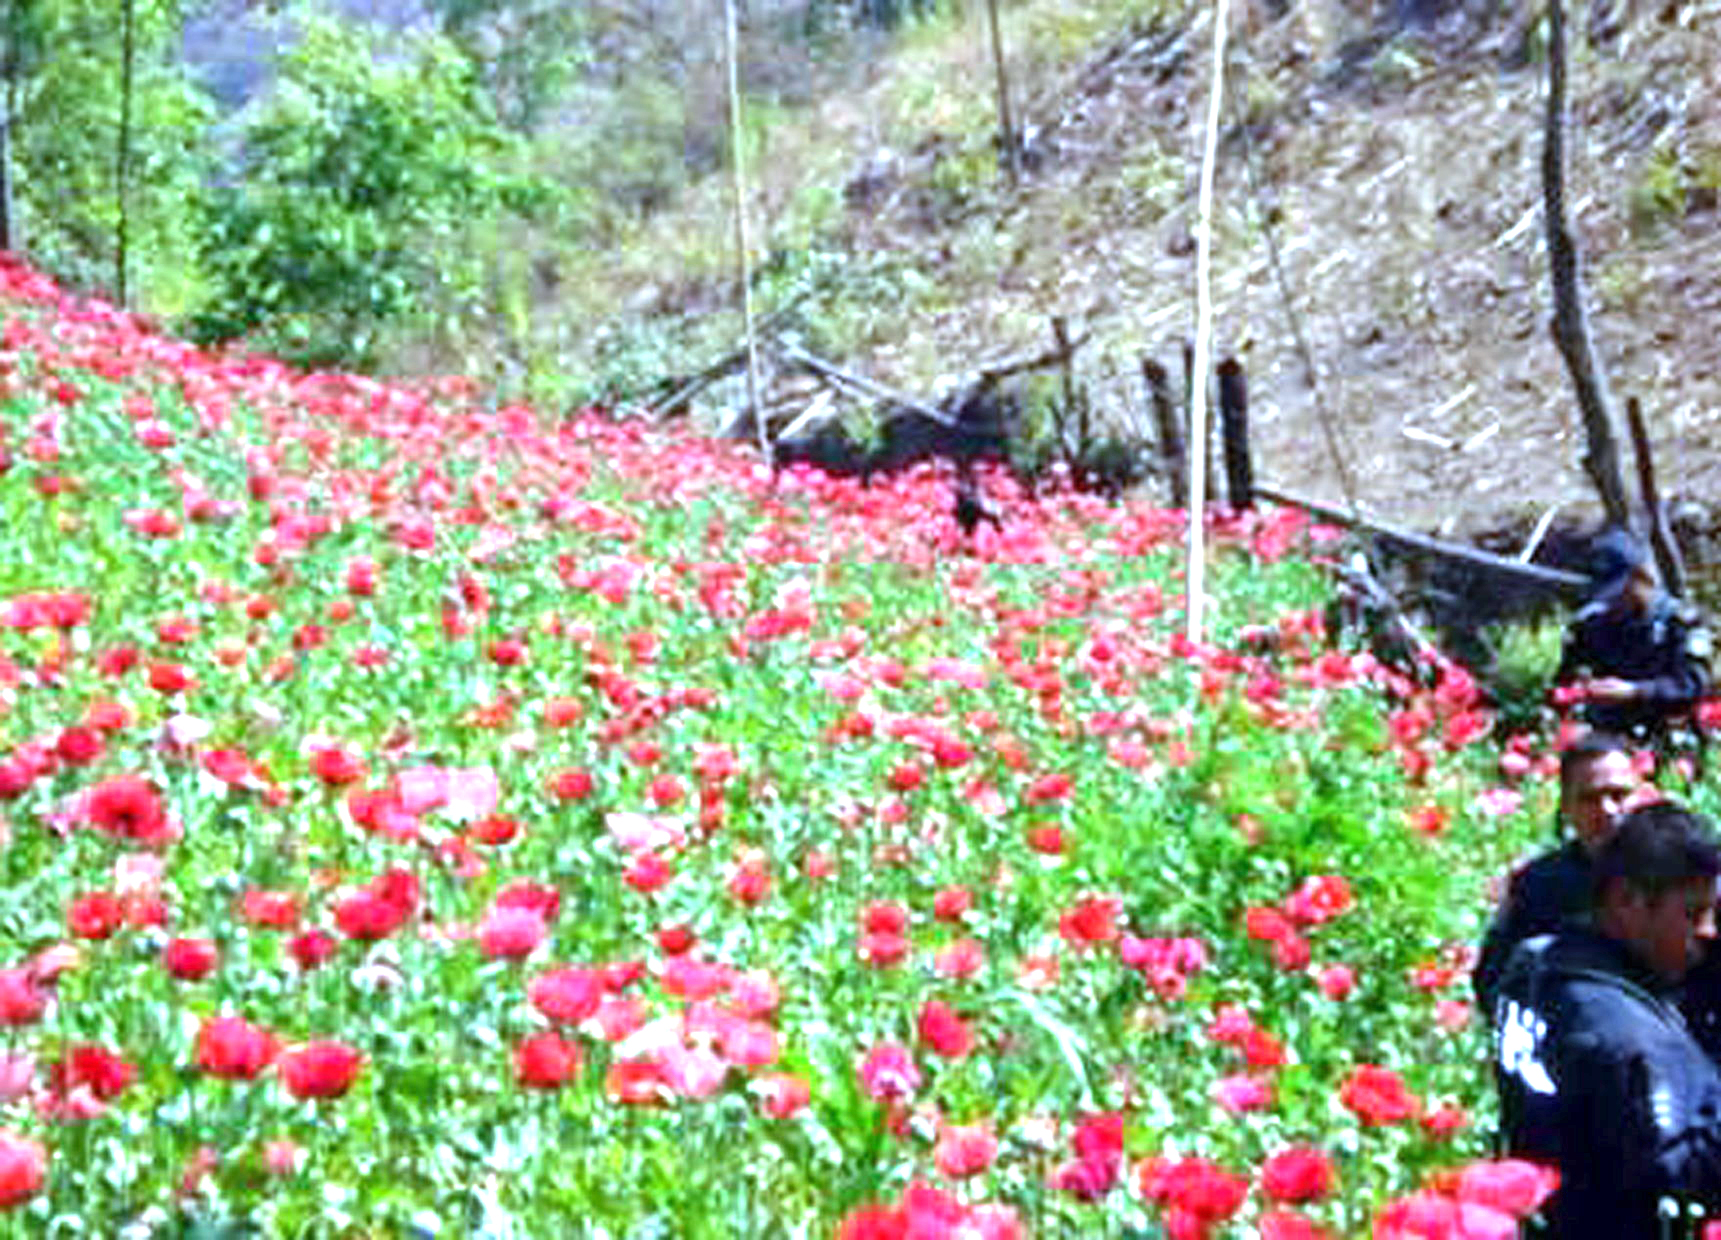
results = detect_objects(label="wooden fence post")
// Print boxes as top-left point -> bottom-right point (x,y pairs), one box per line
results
1217,356 -> 1253,510
1142,356 -> 1186,508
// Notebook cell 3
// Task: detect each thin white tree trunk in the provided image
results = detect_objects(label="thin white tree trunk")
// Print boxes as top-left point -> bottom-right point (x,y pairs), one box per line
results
1185,0 -> 1230,644
723,0 -> 767,465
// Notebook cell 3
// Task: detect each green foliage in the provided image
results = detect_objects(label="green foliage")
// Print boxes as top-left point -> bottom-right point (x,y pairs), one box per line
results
1484,616 -> 1566,734
425,0 -> 593,131
1627,136 -> 1721,235
187,16 -> 546,371
8,0 -> 213,308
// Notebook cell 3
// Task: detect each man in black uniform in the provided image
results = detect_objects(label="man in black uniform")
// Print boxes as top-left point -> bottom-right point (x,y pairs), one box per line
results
1555,527 -> 1712,739
1473,732 -> 1640,1018
1494,804 -> 1721,1238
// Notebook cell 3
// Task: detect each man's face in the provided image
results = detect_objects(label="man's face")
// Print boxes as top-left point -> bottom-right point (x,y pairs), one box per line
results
1563,751 -> 1638,853
1616,876 -> 1718,983
1605,564 -> 1656,616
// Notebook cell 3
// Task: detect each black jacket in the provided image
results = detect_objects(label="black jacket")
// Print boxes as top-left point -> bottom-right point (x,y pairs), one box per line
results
1555,593 -> 1712,735
1474,840 -> 1593,1020
1495,928 -> 1721,1237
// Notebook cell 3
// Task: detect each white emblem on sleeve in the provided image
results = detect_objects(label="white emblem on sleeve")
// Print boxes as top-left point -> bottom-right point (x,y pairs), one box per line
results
1499,999 -> 1556,1095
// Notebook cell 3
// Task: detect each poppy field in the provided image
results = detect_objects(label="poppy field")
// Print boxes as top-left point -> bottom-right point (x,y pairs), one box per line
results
0,253 -> 1584,1237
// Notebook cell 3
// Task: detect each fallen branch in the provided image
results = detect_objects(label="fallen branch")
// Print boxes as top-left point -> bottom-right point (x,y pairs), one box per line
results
1255,482 -> 1590,596
777,343 -> 963,429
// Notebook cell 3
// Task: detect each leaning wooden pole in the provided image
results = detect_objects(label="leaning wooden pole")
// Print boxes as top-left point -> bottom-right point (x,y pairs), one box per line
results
1625,395 -> 1686,595
1185,0 -> 1230,644
723,0 -> 768,467
1543,0 -> 1631,527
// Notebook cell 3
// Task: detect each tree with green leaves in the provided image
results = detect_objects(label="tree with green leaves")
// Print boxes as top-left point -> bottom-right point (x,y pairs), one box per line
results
189,15 -> 546,371
5,0 -> 209,305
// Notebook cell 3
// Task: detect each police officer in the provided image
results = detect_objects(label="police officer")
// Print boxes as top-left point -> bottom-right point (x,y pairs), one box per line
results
1494,804 -> 1721,1238
1555,527 -> 1712,740
1473,732 -> 1640,1020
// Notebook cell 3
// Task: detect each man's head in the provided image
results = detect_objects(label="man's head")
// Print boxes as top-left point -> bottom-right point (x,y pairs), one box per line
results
1588,527 -> 1656,615
1559,732 -> 1638,852
1593,803 -> 1721,983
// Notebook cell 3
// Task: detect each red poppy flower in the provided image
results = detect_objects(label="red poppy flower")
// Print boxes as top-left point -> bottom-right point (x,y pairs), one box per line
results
196,1016 -> 278,1080
646,773 -> 685,808
624,852 -> 673,894
656,923 -> 696,955
660,956 -> 733,1001
1339,1064 -> 1421,1126
1260,1210 -> 1333,1240
494,880 -> 560,923
514,1031 -> 581,1089
887,762 -> 924,793
288,929 -> 337,971
859,931 -> 909,969
54,727 -> 103,766
162,937 -> 219,981
477,906 -> 547,960
1283,875 -> 1353,926
147,661 -> 193,695
1421,1102 -> 1469,1139
1372,1191 -> 1460,1240
727,860 -> 771,906
541,697 -> 583,728
1454,1160 -> 1559,1219
862,901 -> 909,935
1318,964 -> 1357,1000
202,749 -> 254,786
754,1073 -> 811,1119
1261,1147 -> 1337,1204
309,746 -> 367,787
277,1041 -> 364,1100
1023,772 -> 1073,804
53,1044 -> 136,1100
917,1000 -> 974,1059
857,1043 -> 921,1101
1141,1156 -> 1248,1229
0,970 -> 46,1027
333,891 -> 408,942
1245,906 -> 1293,943
67,892 -> 125,940
931,887 -> 972,922
547,768 -> 594,802
1058,894 -> 1121,946
85,774 -> 166,842
605,1058 -> 669,1105
1027,823 -> 1065,854
935,938 -> 984,980
239,889 -> 301,930
1274,933 -> 1312,971
0,1128 -> 48,1210
469,814 -> 521,846
529,967 -> 606,1025
933,1123 -> 998,1179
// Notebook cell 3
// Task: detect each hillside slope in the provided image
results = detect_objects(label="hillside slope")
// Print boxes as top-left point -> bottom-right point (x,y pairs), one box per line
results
563,0 -> 1721,555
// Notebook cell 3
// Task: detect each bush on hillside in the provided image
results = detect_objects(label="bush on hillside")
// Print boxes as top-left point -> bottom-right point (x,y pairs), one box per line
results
186,15 -> 549,371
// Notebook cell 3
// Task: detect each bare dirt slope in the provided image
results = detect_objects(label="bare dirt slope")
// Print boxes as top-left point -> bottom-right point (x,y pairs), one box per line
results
809,0 -> 1721,557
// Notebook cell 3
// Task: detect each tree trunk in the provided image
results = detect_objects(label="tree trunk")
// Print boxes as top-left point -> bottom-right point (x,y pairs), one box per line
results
984,0 -> 1019,184
117,0 -> 136,306
0,87 -> 12,253
0,2 -> 22,254
1543,0 -> 1632,527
